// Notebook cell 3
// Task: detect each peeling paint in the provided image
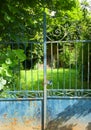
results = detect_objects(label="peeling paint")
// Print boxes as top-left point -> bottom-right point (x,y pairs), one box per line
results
0,100 -> 42,130
0,99 -> 91,130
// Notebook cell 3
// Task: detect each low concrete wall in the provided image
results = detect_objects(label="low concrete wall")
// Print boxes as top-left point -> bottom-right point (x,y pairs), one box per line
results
0,98 -> 91,130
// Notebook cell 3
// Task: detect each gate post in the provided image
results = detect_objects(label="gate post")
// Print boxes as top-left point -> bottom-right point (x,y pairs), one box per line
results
43,5 -> 47,130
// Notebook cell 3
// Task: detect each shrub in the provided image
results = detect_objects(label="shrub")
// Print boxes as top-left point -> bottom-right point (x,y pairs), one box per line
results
0,46 -> 26,91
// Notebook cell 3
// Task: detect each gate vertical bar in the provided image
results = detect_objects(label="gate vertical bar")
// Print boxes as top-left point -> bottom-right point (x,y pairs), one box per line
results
43,3 -> 47,130
87,43 -> 90,89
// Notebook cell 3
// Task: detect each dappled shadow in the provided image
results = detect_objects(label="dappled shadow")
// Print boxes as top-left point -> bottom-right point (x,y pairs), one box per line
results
46,100 -> 91,130
45,122 -> 76,130
86,122 -> 91,130
58,124 -> 75,130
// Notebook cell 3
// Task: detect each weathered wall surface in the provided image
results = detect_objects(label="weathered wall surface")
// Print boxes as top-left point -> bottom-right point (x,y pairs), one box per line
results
0,98 -> 91,130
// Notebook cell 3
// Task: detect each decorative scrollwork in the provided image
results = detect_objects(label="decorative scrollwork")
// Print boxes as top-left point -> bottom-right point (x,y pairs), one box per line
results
0,89 -> 91,99
47,89 -> 91,98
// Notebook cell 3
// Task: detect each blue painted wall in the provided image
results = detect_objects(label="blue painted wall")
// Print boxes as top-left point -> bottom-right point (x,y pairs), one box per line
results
0,98 -> 91,130
0,100 -> 42,130
46,99 -> 91,130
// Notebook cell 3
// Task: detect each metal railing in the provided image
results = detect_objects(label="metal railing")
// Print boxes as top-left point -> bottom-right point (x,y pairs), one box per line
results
0,40 -> 91,98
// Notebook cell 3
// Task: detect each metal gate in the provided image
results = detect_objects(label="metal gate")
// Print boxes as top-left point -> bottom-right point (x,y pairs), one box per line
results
0,2 -> 91,130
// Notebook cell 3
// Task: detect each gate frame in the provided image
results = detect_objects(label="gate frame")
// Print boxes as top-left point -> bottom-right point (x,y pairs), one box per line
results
43,6 -> 47,129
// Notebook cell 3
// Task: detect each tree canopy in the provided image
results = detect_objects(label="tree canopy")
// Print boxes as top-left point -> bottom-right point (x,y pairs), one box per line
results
0,0 -> 81,42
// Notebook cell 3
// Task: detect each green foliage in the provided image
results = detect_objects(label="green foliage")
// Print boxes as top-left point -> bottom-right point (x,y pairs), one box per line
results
0,0 -> 43,42
78,43 -> 91,81
59,44 -> 75,68
0,0 -> 78,42
0,47 -> 26,91
77,0 -> 91,81
60,46 -> 70,68
23,43 -> 43,69
0,0 -> 85,71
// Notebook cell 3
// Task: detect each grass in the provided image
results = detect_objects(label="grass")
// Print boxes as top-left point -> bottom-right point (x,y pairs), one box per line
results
15,68 -> 90,91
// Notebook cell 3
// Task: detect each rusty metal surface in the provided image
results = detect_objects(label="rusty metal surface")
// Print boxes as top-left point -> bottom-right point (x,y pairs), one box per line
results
0,98 -> 91,130
0,100 -> 42,130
